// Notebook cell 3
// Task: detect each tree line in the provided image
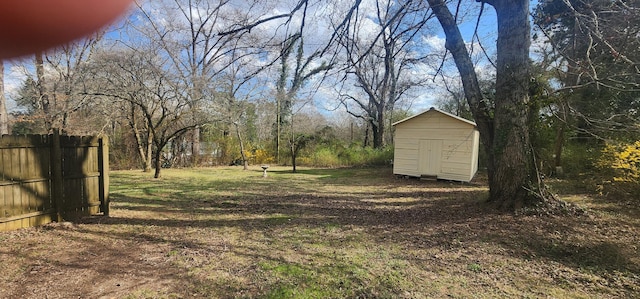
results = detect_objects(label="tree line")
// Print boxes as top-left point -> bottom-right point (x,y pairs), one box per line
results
1,0 -> 638,210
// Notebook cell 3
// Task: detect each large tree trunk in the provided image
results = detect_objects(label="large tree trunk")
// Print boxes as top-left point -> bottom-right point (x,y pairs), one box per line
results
0,61 -> 9,135
489,0 -> 536,209
429,0 -> 541,210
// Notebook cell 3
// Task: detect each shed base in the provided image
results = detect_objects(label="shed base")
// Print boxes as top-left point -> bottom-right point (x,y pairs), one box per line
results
420,175 -> 438,181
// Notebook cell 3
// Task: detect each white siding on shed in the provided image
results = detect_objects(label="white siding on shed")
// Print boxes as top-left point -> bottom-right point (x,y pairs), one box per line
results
392,108 -> 479,182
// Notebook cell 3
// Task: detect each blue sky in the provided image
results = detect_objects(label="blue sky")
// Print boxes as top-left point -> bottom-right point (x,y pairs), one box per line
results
2,0 -> 541,115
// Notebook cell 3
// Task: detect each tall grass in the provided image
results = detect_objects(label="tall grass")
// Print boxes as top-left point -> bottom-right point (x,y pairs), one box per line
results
302,145 -> 393,168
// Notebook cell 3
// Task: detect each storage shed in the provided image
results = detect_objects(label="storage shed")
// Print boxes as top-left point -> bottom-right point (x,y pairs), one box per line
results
392,107 -> 480,182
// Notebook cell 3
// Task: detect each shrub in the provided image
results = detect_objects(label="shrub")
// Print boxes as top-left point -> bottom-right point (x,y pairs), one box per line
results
597,141 -> 640,182
305,145 -> 393,167
311,147 -> 342,167
562,142 -> 600,175
252,148 -> 275,164
595,141 -> 640,197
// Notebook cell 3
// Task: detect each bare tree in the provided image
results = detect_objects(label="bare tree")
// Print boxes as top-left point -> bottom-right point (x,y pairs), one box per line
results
127,102 -> 154,172
0,61 -> 9,134
247,0 -> 335,167
216,48 -> 267,169
88,47 -> 205,178
15,36 -> 104,134
34,52 -> 50,131
336,0 -> 435,149
274,28 -> 332,165
45,37 -> 105,134
218,0 -> 363,163
133,0 -> 261,166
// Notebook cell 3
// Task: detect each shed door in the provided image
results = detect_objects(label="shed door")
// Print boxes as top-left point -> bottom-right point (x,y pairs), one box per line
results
419,140 -> 442,176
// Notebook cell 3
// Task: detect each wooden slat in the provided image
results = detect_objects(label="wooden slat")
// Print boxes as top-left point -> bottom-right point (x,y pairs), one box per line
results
18,147 -> 27,180
39,146 -> 50,179
3,148 -> 14,179
0,213 -> 55,232
99,135 -> 109,216
1,134 -> 107,230
0,185 -> 5,219
51,131 -> 64,222
6,184 -> 13,218
13,183 -> 22,217
26,148 -> 36,213
42,180 -> 53,211
0,209 -> 56,223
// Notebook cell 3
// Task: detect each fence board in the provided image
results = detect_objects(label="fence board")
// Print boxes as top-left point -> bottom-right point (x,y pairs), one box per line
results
18,148 -> 26,179
0,185 -> 4,219
0,134 -> 109,231
99,136 -> 109,216
12,184 -> 21,217
5,148 -> 13,179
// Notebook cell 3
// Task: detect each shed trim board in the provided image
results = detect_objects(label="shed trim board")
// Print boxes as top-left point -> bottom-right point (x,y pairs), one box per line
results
393,107 -> 480,182
392,107 -> 477,127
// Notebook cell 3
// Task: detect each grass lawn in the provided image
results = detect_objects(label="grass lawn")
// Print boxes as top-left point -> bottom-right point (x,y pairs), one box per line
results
1,166 -> 638,298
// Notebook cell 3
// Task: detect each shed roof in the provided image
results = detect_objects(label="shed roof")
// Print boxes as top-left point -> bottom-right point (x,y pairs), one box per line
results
392,107 -> 477,127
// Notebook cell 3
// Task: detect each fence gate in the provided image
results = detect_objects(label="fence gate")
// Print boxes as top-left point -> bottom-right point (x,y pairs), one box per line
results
0,133 -> 109,231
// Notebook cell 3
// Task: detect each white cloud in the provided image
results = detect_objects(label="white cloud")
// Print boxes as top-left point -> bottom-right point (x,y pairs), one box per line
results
423,35 -> 446,52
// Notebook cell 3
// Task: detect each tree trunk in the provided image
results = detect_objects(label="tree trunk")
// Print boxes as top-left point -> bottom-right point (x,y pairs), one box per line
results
429,0 -> 541,210
290,118 -> 297,173
372,107 -> 386,149
129,104 -> 152,172
370,107 -> 386,149
35,52 -> 51,131
153,145 -> 162,178
191,126 -> 200,167
145,129 -> 153,172
363,124 -> 370,147
275,98 -> 281,164
488,0 -> 536,209
291,141 -> 297,173
234,122 -> 249,170
0,61 -> 9,135
550,88 -> 570,177
553,122 -> 565,168
371,121 -> 381,149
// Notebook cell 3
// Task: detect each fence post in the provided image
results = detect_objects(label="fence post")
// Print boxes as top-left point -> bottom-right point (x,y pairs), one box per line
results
50,130 -> 64,222
98,135 -> 109,216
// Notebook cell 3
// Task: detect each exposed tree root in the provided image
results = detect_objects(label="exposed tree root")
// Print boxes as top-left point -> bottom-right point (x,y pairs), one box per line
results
516,184 -> 587,216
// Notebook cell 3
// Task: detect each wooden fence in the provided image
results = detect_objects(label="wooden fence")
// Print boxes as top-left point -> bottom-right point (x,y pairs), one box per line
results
0,133 -> 109,231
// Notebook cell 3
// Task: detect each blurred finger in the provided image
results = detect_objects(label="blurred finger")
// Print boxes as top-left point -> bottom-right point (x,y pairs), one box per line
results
0,0 -> 134,59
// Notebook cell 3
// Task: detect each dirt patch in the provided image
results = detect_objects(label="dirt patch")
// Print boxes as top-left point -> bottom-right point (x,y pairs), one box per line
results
1,167 -> 638,298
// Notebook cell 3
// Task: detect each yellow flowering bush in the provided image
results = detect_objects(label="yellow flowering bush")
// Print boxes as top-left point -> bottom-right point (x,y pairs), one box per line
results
252,149 -> 275,164
597,141 -> 640,183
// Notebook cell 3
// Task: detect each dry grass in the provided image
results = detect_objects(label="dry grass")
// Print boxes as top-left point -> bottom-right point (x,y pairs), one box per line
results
0,166 -> 638,298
